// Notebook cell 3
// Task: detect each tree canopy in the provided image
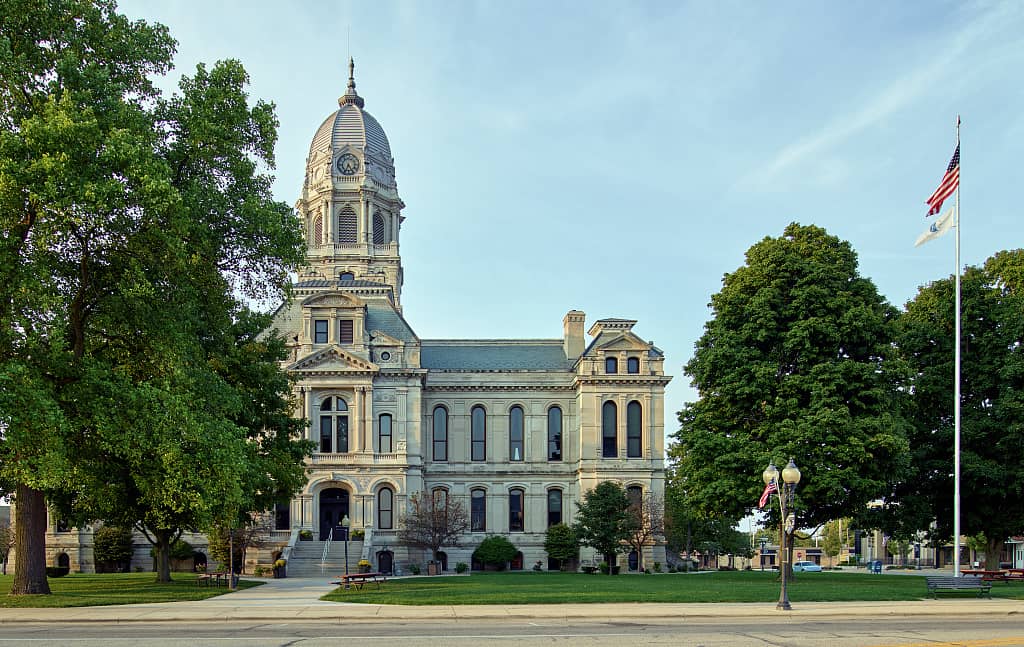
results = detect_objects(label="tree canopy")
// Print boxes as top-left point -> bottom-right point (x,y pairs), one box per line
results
398,492 -> 470,563
0,0 -> 307,591
875,249 -> 1024,567
670,223 -> 911,535
573,481 -> 632,571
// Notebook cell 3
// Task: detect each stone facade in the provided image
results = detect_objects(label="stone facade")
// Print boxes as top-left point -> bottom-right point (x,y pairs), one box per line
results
38,60 -> 671,575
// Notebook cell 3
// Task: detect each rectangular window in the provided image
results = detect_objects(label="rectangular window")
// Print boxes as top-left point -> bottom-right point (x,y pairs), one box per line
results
509,489 -> 524,532
314,319 -> 328,344
337,416 -> 349,453
339,319 -> 354,344
379,414 -> 392,453
471,490 -> 486,532
274,502 -> 290,531
319,416 -> 333,453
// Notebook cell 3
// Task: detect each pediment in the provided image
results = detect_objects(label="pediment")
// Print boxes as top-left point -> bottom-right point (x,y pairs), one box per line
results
595,332 -> 650,352
287,345 -> 378,373
302,292 -> 365,309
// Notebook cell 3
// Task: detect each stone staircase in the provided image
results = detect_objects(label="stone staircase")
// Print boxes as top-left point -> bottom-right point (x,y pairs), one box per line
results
285,539 -> 364,578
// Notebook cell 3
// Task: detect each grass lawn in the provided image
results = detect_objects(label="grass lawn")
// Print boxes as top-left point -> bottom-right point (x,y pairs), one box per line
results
0,573 -> 261,608
322,571 -> 1024,605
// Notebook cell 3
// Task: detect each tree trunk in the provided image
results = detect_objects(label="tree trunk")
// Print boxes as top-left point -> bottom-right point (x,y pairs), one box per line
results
11,484 -> 51,595
985,537 -> 1004,571
154,529 -> 172,583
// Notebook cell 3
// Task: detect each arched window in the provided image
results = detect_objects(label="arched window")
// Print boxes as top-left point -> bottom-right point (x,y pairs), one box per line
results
547,406 -> 562,461
627,401 -> 642,458
338,205 -> 357,244
432,488 -> 448,510
312,214 -> 323,245
602,401 -> 617,458
627,486 -> 643,519
627,357 -> 640,374
339,271 -> 355,281
432,406 -> 448,462
509,488 -> 525,532
378,413 -> 392,453
471,406 -> 486,461
471,488 -> 486,532
605,357 -> 618,374
509,405 -> 524,462
373,212 -> 387,245
547,489 -> 563,527
378,487 -> 393,529
319,397 -> 349,454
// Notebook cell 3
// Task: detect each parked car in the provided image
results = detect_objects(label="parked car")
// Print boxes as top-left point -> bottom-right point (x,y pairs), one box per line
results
793,561 -> 822,572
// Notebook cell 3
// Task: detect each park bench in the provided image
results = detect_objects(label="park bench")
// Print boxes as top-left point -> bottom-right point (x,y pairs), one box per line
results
925,575 -> 992,598
331,572 -> 386,590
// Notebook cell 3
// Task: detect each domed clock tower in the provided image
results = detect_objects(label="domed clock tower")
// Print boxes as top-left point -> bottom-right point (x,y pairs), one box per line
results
297,58 -> 406,308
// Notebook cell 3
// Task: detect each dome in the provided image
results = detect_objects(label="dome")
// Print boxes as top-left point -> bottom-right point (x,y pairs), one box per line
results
309,104 -> 392,161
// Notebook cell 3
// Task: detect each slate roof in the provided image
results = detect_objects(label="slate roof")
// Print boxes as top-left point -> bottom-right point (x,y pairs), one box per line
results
366,301 -> 417,342
294,279 -> 390,289
421,341 -> 572,371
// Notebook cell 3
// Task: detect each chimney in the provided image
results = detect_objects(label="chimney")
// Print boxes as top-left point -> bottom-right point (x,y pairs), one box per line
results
563,310 -> 586,360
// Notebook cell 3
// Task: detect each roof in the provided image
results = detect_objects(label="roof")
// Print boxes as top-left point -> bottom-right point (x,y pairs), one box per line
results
365,301 -> 418,343
421,341 -> 572,371
310,104 -> 392,160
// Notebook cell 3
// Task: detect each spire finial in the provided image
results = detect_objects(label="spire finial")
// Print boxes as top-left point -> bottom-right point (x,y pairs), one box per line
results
339,57 -> 364,109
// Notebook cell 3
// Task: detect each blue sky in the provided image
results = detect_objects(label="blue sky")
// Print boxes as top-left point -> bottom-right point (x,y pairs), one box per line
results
119,0 -> 1023,428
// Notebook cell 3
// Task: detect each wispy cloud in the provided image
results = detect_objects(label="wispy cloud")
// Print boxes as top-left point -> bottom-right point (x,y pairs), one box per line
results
737,1 -> 1018,192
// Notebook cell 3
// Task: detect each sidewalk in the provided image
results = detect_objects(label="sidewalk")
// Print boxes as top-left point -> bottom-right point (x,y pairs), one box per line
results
0,576 -> 1020,624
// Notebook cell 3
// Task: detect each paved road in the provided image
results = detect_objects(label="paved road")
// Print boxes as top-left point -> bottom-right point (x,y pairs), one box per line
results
2,617 -> 1024,646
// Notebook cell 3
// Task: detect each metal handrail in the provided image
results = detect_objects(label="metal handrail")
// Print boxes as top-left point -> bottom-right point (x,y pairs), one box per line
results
320,527 -> 333,571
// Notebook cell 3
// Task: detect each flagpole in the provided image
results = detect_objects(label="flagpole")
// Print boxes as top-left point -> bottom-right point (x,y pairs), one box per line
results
953,115 -> 962,577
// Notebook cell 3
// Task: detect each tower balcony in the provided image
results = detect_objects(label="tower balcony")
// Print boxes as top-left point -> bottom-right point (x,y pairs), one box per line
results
310,243 -> 399,257
308,452 -> 406,467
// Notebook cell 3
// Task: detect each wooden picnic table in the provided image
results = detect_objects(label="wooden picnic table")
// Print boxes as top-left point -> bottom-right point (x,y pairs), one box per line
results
196,571 -> 233,587
960,569 -> 1007,582
332,571 -> 387,590
1005,568 -> 1024,581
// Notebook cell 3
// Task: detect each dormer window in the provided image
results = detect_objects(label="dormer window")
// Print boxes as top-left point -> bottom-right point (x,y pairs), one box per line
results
605,357 -> 618,374
339,320 -> 354,344
314,319 -> 328,344
339,272 -> 355,281
627,357 -> 640,374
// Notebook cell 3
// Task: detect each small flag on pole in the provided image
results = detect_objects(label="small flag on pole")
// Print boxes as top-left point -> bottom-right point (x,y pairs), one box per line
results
758,480 -> 778,509
925,145 -> 959,216
915,206 -> 955,247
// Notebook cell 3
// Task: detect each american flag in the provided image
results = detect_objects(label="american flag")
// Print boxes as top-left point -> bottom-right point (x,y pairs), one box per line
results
758,479 -> 778,509
925,144 -> 959,216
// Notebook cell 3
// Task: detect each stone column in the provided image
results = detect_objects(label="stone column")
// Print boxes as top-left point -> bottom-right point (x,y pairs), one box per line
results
353,388 -> 363,453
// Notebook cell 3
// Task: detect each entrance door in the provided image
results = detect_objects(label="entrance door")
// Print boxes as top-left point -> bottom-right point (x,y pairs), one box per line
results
319,487 -> 350,540
377,550 -> 393,575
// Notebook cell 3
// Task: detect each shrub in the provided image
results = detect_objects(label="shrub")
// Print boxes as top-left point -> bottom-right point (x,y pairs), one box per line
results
45,567 -> 70,577
472,535 -> 517,570
653,561 -> 662,573
543,524 -> 579,565
254,566 -> 266,577
299,530 -> 313,540
93,526 -> 134,568
408,564 -> 421,575
599,561 -> 609,574
455,561 -> 468,574
351,529 -> 365,540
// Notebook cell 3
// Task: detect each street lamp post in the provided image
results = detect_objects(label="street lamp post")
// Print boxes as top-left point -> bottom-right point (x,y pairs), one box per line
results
759,537 -> 768,571
763,457 -> 801,611
342,514 -> 351,582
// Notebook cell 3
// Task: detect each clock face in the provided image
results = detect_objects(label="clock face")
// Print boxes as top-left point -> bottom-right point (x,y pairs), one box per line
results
337,153 -> 359,176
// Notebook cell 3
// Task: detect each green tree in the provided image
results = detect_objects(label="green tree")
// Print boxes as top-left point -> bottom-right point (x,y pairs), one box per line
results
543,523 -> 579,569
821,519 -> 849,563
92,526 -> 133,572
573,481 -> 632,573
0,1 -> 307,591
472,535 -> 517,570
883,250 -> 1024,569
670,223 -> 911,570
624,492 -> 665,571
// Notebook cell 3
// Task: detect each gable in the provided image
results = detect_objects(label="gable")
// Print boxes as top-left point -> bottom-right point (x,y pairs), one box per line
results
287,345 -> 378,373
594,331 -> 650,353
302,292 -> 365,309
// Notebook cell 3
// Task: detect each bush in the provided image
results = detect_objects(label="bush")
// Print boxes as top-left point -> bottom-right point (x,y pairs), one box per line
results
599,561 -> 609,574
93,526 -> 134,568
45,566 -> 70,578
455,561 -> 468,574
543,524 -> 579,565
254,566 -> 266,577
408,564 -> 421,575
472,535 -> 517,570
351,529 -> 365,540
653,561 -> 662,573
299,529 -> 313,540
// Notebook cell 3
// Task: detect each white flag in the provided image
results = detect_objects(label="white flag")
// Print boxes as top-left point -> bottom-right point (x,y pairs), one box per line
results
914,206 -> 955,247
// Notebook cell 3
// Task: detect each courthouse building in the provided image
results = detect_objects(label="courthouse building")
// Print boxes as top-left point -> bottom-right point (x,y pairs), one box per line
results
46,62 -> 671,574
